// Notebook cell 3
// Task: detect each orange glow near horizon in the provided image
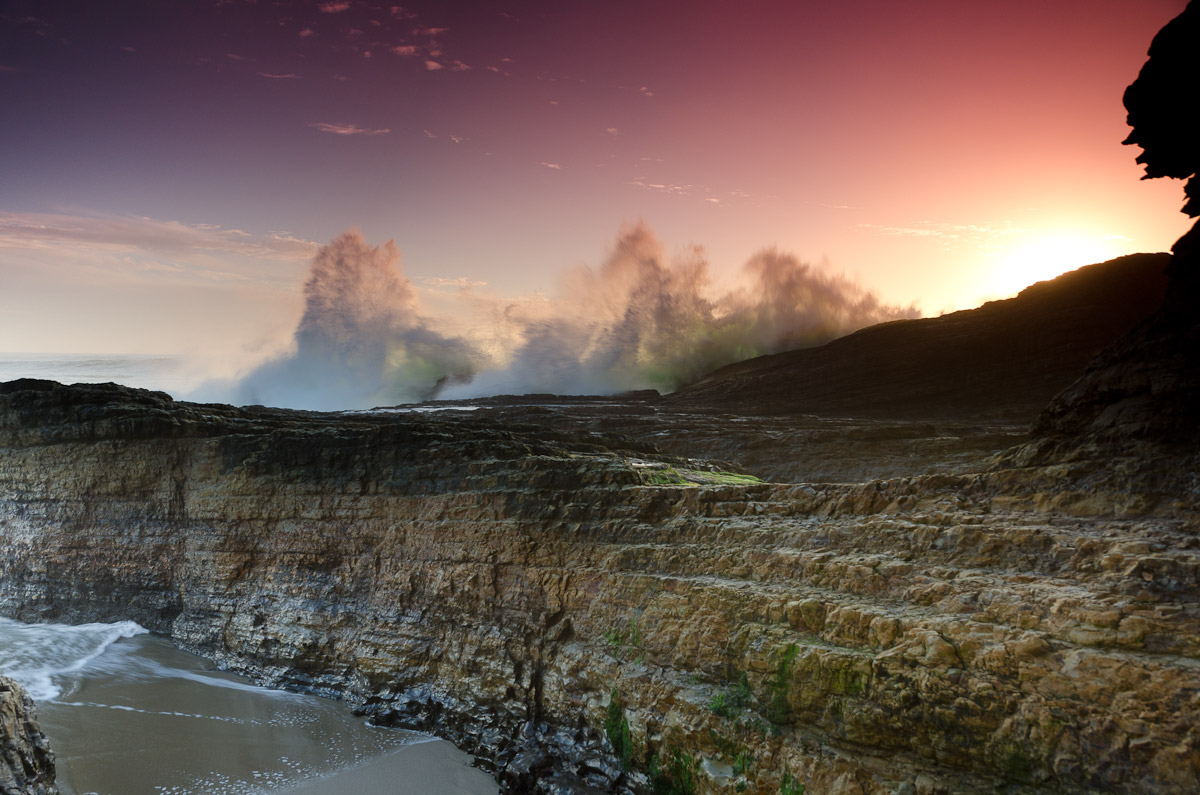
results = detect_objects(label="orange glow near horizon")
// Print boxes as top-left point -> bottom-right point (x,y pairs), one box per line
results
979,232 -> 1128,302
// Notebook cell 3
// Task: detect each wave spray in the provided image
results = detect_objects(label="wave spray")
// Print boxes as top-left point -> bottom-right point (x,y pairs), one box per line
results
214,223 -> 918,410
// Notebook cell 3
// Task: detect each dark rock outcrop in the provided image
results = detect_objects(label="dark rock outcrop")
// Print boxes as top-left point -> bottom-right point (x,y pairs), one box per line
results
1121,0 -> 1200,218
667,253 -> 1170,421
0,677 -> 57,795
997,1 -> 1200,505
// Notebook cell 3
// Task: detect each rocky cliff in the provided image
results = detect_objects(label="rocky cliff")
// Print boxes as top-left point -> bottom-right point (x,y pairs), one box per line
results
0,676 -> 56,795
2,379 -> 1198,794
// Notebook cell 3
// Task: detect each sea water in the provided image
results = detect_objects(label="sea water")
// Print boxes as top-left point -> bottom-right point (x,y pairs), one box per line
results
0,353 -> 200,396
0,617 -> 497,795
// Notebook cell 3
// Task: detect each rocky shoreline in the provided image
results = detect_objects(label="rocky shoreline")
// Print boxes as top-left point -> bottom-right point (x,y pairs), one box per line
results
1,378 -> 1197,793
0,676 -> 56,795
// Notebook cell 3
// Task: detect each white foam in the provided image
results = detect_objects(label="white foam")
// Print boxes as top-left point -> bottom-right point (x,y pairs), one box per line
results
0,617 -> 148,701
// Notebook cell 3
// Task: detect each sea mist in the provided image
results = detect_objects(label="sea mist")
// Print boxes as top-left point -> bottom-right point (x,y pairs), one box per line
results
196,223 -> 918,410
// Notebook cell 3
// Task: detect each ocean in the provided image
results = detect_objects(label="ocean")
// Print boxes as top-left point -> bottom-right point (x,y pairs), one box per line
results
0,353 -> 201,398
0,619 -> 497,794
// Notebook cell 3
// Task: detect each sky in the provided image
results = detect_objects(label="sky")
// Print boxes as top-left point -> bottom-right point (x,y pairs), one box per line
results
0,0 -> 1192,368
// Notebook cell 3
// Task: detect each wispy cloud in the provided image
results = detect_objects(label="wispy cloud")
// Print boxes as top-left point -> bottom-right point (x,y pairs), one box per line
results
298,28 -> 315,38
629,175 -> 695,196
447,59 -> 470,71
0,65 -> 23,74
605,127 -> 619,136
391,45 -> 417,56
858,221 -> 1018,250
390,6 -> 417,20
541,162 -> 562,170
416,26 -> 448,36
424,60 -> 443,71
258,72 -> 301,79
0,211 -> 319,273
629,175 -> 751,206
307,122 -> 390,136
225,53 -> 253,62
318,1 -> 351,13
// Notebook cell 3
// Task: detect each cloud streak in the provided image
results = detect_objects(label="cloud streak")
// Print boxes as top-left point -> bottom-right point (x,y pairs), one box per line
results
0,211 -> 316,262
307,122 -> 390,136
858,221 -> 1018,250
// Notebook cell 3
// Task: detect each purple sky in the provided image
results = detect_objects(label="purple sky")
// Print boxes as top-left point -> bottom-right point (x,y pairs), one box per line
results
0,0 -> 1191,362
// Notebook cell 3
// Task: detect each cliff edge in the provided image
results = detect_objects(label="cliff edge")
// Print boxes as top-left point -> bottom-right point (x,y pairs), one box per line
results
1,379 -> 1198,794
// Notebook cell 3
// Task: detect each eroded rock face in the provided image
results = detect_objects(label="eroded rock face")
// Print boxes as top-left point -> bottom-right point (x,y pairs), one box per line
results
1,380 -> 1198,794
0,676 -> 57,795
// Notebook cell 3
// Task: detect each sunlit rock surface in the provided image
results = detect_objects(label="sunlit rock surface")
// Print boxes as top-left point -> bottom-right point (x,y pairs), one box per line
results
0,676 -> 57,795
1,377 -> 1197,794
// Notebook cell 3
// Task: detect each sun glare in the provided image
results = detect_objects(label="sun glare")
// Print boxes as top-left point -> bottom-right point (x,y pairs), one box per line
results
980,233 -> 1125,302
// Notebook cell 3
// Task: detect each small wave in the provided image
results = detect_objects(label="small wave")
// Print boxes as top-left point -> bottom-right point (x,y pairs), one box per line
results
55,700 -> 262,724
0,617 -> 148,701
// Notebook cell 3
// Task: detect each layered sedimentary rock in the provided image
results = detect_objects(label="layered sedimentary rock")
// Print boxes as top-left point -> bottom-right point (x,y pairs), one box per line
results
2,379 -> 1198,794
0,676 -> 56,795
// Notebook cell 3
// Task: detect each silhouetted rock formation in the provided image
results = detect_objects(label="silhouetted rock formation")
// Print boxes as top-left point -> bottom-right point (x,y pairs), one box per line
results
998,2 -> 1200,503
1122,0 -> 1200,219
667,253 -> 1170,421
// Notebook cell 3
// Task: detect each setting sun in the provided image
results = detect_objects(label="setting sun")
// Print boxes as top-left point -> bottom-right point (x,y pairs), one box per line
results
981,232 -> 1127,301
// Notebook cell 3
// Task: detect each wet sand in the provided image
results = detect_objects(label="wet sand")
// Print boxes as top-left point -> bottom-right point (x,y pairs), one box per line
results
280,739 -> 497,794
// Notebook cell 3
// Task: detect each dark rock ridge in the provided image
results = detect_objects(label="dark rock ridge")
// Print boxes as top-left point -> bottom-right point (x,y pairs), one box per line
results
998,0 -> 1200,504
0,676 -> 57,795
2,379 -> 1199,794
406,253 -> 1171,487
668,253 -> 1170,421
418,392 -> 1033,486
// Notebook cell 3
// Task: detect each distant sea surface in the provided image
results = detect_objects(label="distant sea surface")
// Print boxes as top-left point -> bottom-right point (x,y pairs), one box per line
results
0,352 -> 201,398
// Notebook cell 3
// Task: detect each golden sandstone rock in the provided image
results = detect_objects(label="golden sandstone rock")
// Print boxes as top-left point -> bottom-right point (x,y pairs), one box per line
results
1,377 -> 1198,794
